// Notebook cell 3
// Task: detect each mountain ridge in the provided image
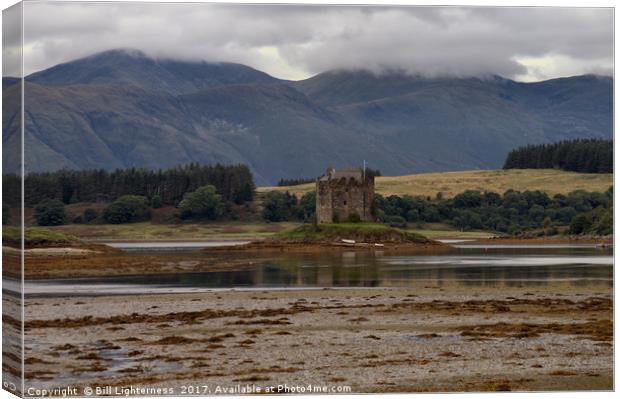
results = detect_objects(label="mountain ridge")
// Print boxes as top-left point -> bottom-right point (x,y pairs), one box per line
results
2,49 -> 613,185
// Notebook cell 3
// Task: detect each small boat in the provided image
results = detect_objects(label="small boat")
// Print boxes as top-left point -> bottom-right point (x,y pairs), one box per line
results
341,239 -> 356,244
374,243 -> 385,247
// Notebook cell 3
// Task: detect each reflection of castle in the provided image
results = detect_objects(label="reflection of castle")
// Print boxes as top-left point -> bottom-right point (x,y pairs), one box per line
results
315,168 -> 375,224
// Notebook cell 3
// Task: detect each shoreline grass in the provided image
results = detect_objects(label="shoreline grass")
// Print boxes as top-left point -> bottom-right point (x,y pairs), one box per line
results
3,226 -> 80,248
275,223 -> 431,244
44,221 -> 299,241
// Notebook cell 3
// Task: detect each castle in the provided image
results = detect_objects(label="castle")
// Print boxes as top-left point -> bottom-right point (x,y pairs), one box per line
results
315,168 -> 375,223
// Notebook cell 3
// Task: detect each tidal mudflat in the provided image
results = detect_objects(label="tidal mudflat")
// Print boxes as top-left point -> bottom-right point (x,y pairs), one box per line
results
5,244 -> 614,394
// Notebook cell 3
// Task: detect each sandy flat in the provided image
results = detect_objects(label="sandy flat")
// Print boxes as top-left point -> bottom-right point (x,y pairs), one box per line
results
8,282 -> 612,395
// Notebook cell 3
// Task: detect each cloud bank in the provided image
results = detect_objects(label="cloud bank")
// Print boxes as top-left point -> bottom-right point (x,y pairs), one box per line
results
4,2 -> 614,81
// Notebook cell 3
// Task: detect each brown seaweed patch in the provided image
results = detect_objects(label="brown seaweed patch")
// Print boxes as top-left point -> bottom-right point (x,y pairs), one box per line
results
70,362 -> 107,374
76,352 -> 103,361
438,351 -> 462,358
416,333 -> 440,339
150,336 -> 199,345
387,297 -> 611,315
119,366 -> 146,374
118,337 -> 142,342
233,376 -> 270,382
230,318 -> 292,325
3,351 -> 21,363
361,357 -> 430,367
458,320 -> 612,341
549,370 -> 578,376
24,371 -> 56,380
26,306 -> 312,329
150,333 -> 236,346
51,344 -> 76,351
24,357 -> 53,365
239,366 -> 300,374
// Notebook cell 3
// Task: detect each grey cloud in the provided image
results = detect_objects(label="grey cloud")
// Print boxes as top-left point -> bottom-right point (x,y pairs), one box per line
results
4,2 -> 613,81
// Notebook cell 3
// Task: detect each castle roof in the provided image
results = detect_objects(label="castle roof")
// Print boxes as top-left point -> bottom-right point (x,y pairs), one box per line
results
318,168 -> 364,182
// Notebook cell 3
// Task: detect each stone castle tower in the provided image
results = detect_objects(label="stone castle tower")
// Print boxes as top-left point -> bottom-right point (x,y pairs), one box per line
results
316,168 -> 375,223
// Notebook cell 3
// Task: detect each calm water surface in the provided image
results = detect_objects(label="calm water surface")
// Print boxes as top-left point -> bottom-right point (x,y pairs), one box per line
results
17,243 -> 613,297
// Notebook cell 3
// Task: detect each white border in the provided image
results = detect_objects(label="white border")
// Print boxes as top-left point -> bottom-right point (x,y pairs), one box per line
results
0,1 -> 617,399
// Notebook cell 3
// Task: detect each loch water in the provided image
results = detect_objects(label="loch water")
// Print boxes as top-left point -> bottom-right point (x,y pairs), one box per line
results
17,242 -> 613,297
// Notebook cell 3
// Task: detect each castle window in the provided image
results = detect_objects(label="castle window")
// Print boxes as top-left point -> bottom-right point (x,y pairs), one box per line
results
344,200 -> 347,206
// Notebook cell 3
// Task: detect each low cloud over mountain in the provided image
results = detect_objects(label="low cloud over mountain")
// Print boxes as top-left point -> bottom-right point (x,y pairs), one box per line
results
3,50 -> 612,185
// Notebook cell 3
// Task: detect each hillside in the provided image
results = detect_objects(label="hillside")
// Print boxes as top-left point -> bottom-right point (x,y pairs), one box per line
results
258,169 -> 614,198
2,49 -> 613,184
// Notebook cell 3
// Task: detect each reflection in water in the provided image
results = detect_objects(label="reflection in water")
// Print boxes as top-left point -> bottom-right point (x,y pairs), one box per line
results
103,241 -> 250,250
20,245 -> 613,296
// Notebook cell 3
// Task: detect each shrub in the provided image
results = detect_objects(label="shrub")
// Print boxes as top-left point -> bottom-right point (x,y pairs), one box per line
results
421,206 -> 440,223
2,203 -> 10,225
73,215 -> 84,224
104,195 -> 150,224
546,226 -> 559,236
507,224 -> 522,235
569,214 -> 592,235
385,215 -> 406,228
262,191 -> 297,222
178,185 -> 224,220
590,207 -> 613,235
34,199 -> 66,226
298,191 -> 316,221
151,194 -> 163,209
406,209 -> 420,222
83,208 -> 99,223
347,213 -> 361,223
453,190 -> 483,208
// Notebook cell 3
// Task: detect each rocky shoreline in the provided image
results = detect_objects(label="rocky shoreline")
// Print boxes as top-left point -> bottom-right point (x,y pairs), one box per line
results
11,283 -> 613,393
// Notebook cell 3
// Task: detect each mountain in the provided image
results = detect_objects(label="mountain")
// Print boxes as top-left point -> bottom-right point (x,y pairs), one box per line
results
294,71 -> 612,169
2,49 -> 613,185
26,49 -> 282,94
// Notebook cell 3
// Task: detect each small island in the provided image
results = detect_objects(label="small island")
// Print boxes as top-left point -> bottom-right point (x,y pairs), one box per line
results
213,222 -> 448,252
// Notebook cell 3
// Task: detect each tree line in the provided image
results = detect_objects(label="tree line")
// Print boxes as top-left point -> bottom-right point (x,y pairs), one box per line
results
277,177 -> 315,187
29,184 -> 228,226
372,188 -> 612,235
261,187 -> 613,236
276,168 -> 382,187
503,138 -> 612,173
3,163 -> 255,208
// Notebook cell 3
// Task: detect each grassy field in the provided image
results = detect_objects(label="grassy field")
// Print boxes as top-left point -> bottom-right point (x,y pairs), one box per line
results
258,169 -> 613,198
276,222 -> 430,243
404,223 -> 493,239
47,221 -> 299,241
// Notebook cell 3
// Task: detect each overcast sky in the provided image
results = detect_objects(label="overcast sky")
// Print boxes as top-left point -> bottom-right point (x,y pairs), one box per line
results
3,2 -> 614,81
